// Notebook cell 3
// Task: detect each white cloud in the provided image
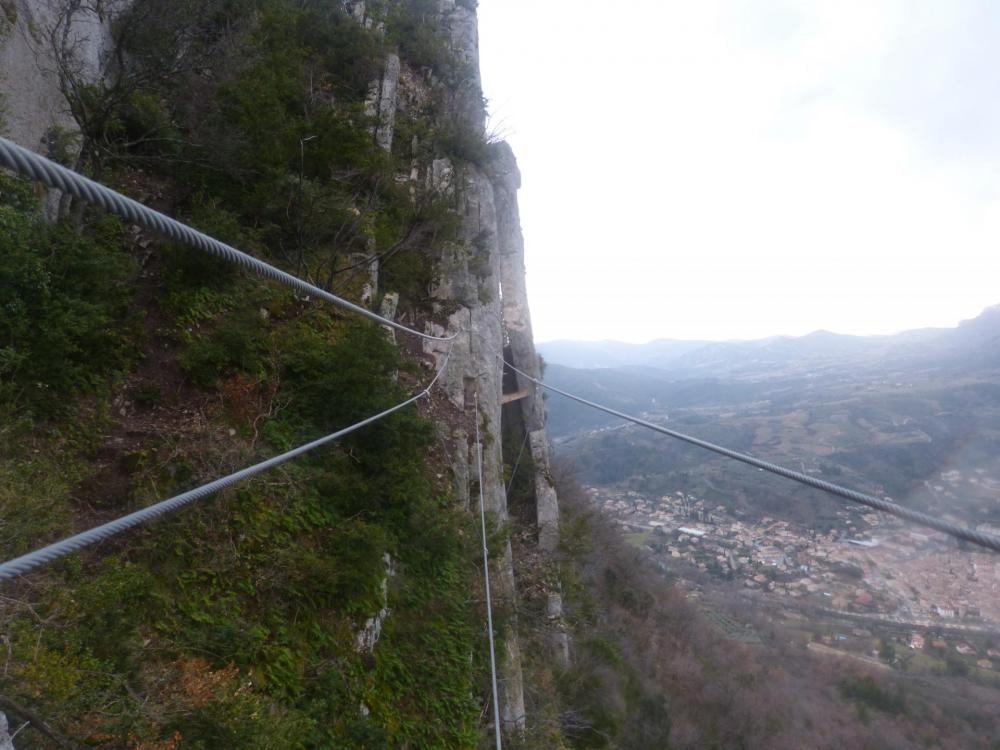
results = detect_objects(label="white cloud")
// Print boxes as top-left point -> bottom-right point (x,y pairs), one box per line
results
479,0 -> 1000,342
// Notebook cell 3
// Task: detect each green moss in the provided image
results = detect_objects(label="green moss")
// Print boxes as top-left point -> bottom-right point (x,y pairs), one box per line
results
1,305 -> 484,744
362,497 -> 481,748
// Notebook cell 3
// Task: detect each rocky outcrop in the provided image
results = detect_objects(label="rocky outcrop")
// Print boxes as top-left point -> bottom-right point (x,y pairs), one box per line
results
422,156 -> 527,729
355,553 -> 396,653
366,52 -> 400,153
0,712 -> 13,750
492,142 -> 570,667
376,0 -> 561,728
0,0 -> 124,151
438,0 -> 486,135
1,0 -> 130,220
1,0 -> 561,738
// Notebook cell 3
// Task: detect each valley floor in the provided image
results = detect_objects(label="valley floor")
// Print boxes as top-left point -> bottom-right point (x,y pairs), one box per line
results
589,481 -> 1000,686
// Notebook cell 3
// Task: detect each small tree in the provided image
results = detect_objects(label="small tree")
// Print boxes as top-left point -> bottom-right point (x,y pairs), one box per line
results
878,641 -> 896,664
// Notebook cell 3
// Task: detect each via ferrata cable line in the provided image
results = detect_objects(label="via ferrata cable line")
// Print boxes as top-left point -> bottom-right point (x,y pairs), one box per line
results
503,360 -> 1000,554
474,392 -> 504,750
0,349 -> 454,581
0,137 -> 457,342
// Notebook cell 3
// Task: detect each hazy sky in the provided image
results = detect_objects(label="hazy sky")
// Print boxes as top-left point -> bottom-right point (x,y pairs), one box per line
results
478,0 -> 1000,343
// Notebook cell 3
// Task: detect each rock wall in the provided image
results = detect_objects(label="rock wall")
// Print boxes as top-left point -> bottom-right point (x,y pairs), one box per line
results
0,711 -> 12,750
342,0 -> 533,728
406,0 -> 565,728
0,0 -> 123,151
1,0 -> 129,221
428,0 -> 568,724
1,0 -> 562,738
493,143 -> 570,667
423,158 -> 528,727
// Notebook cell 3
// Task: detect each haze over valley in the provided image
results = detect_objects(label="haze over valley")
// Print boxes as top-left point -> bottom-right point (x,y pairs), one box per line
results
539,305 -> 1000,687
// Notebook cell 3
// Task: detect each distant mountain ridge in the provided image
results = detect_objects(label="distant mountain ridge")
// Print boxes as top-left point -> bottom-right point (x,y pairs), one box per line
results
539,304 -> 1000,377
540,304 -> 1000,536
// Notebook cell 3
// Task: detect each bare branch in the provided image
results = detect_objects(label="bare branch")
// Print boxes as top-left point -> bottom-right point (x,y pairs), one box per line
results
0,694 -> 75,749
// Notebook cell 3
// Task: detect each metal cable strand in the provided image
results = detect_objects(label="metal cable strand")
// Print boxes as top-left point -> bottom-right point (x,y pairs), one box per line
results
0,350 -> 454,581
504,360 -> 1000,554
505,429 -> 530,496
474,393 -> 504,750
0,137 -> 456,342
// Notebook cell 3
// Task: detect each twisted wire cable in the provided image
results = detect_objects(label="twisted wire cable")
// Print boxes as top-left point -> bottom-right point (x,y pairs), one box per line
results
0,136 -> 456,342
505,429 -> 530,496
0,349 -> 453,581
474,392 -> 504,750
504,360 -> 1000,554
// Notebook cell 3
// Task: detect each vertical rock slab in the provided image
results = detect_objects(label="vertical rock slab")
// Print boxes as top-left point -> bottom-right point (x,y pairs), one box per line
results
0,0 -> 125,150
492,143 -> 570,667
438,0 -> 486,136
0,0 -> 129,217
0,711 -> 13,750
492,144 -> 559,545
426,159 -> 526,729
374,53 -> 400,152
425,2 -> 530,728
491,145 -> 543,428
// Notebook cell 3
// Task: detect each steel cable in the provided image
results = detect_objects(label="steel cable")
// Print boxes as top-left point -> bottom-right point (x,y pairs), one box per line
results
505,430 -> 530,496
505,360 -> 1000,554
0,137 -> 456,342
474,392 -> 504,750
0,350 -> 453,581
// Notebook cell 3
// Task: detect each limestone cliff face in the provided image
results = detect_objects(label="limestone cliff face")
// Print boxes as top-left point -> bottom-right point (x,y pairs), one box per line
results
2,0 -> 562,737
362,0 -> 566,729
0,0 -> 122,149
492,143 -> 571,667
1,0 -> 127,220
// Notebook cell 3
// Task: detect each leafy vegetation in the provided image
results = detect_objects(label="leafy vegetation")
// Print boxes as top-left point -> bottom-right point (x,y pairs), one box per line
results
0,1 -> 501,746
505,465 -> 1000,749
840,674 -> 905,716
0,174 -> 137,417
1,303 -> 484,745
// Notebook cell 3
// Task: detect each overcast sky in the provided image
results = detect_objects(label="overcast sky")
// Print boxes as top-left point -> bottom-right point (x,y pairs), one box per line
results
478,0 -> 1000,343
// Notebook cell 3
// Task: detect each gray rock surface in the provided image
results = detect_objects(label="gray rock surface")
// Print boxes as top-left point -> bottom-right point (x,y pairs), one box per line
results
355,553 -> 395,653
0,711 -> 13,750
1,0 -> 558,734
424,158 -> 527,729
492,142 -> 569,666
375,54 -> 399,152
0,0 -> 124,151
439,0 -> 486,135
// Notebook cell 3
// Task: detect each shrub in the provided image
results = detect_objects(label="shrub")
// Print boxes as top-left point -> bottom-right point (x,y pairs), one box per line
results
0,177 -> 136,415
278,320 -> 415,431
179,308 -> 266,387
839,674 -> 905,715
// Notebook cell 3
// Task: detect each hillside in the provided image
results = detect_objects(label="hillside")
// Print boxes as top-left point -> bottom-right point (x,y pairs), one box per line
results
542,308 -> 1000,526
535,309 -> 1000,749
0,1 -> 564,746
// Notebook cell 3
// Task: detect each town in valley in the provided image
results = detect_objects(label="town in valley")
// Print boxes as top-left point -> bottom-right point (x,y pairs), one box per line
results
590,473 -> 1000,678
